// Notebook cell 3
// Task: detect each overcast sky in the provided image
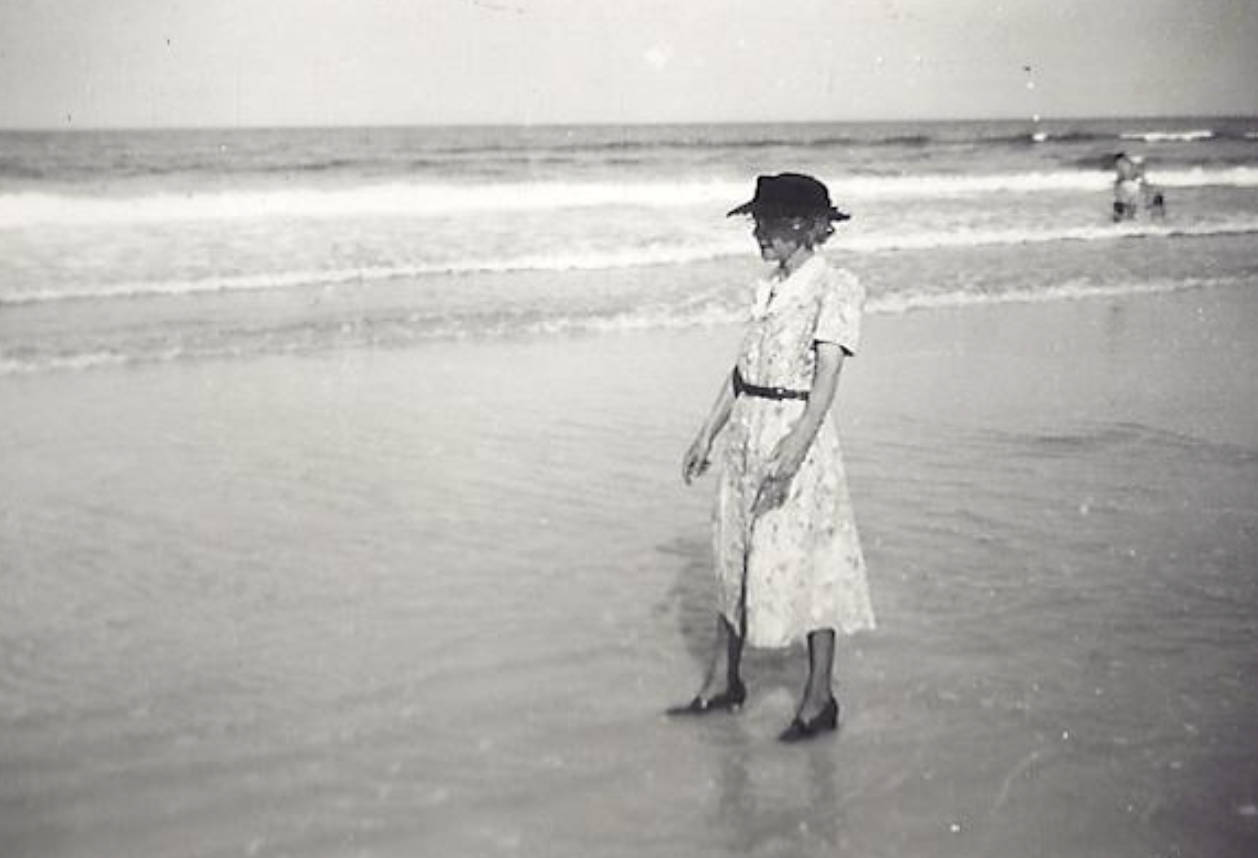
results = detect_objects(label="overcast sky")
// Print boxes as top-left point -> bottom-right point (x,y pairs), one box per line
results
1,0 -> 1255,128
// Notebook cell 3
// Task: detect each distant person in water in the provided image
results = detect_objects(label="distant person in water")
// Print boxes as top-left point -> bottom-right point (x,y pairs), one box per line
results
1112,153 -> 1166,221
669,173 -> 875,742
1112,153 -> 1142,221
1143,161 -> 1167,220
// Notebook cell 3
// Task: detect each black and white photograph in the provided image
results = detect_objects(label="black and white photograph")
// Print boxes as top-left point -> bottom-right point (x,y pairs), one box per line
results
2,2 -> 1257,856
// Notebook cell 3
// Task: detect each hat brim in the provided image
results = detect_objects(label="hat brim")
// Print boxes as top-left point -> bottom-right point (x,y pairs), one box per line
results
726,201 -> 851,221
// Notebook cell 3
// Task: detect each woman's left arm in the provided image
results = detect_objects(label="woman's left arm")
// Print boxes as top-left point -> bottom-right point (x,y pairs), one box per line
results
753,341 -> 845,515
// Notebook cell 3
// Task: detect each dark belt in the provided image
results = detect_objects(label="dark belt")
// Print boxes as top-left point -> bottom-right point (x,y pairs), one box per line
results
732,366 -> 809,402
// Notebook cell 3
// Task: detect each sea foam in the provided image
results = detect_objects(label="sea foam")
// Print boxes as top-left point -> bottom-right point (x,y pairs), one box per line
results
5,167 -> 1258,228
2,273 -> 1248,377
1120,129 -> 1216,143
6,217 -> 1258,306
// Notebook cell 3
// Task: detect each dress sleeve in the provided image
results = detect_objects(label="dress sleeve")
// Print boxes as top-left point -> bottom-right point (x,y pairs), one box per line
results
813,268 -> 865,356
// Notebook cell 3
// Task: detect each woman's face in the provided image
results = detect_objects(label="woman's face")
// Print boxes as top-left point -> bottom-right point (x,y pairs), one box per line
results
752,218 -> 803,264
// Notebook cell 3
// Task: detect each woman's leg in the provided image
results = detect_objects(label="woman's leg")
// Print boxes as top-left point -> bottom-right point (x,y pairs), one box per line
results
778,628 -> 840,740
668,614 -> 746,715
798,628 -> 836,718
699,614 -> 745,698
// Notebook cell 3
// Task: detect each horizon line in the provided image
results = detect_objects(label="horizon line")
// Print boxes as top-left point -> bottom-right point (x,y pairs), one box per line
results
2,111 -> 1255,134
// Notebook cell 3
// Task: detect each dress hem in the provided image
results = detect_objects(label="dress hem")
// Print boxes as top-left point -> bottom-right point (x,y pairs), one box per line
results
719,608 -> 877,649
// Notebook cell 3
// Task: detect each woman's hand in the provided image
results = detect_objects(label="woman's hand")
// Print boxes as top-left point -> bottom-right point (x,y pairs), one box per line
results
682,430 -> 713,485
753,434 -> 809,516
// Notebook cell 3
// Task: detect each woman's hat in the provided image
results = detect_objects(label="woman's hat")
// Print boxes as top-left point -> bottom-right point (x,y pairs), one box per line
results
726,172 -> 851,221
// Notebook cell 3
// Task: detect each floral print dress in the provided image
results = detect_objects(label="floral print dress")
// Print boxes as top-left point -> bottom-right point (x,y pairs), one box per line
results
712,254 -> 876,648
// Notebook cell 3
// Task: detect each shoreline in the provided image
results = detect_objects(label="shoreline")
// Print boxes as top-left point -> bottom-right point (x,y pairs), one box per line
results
2,268 -> 1255,385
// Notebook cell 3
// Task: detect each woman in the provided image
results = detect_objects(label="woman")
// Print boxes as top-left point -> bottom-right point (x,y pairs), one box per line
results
669,173 -> 875,743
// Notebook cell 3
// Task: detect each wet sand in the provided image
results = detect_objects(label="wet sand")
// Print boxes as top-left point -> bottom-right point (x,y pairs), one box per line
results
2,285 -> 1257,857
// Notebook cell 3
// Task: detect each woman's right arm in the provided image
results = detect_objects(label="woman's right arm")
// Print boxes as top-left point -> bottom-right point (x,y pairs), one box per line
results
682,369 -> 738,484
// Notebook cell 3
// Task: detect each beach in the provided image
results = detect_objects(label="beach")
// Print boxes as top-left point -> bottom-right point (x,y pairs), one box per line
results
3,280 -> 1257,858
3,117 -> 1258,856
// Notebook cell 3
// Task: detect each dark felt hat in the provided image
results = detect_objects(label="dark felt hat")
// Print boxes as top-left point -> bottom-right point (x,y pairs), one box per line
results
726,172 -> 851,221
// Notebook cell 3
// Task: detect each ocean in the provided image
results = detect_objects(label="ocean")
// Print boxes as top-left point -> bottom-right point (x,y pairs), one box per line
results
2,117 -> 1257,373
3,119 -> 1258,858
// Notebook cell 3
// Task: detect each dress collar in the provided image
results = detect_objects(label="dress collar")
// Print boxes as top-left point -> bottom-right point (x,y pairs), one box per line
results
750,253 -> 824,319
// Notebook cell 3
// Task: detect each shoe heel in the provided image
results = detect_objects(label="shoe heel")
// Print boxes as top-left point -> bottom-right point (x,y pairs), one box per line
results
666,678 -> 748,717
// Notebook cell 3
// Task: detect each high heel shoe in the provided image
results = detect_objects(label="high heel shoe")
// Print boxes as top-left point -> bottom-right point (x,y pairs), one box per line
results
666,677 -> 747,716
777,696 -> 840,743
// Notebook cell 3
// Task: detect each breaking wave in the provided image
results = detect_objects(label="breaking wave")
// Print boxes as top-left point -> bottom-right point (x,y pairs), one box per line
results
4,167 -> 1257,228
